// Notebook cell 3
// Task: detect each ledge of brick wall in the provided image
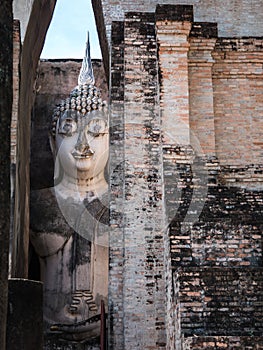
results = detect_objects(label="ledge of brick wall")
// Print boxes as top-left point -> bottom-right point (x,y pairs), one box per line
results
155,4 -> 193,22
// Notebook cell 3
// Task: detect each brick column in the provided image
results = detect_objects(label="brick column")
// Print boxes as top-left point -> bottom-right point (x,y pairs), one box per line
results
156,5 -> 193,146
155,3 -> 195,286
121,12 -> 166,350
108,20 -> 125,350
156,7 -> 199,251
188,23 -> 217,157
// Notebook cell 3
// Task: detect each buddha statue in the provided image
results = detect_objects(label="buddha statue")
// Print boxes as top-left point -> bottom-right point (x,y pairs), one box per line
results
30,35 -> 109,342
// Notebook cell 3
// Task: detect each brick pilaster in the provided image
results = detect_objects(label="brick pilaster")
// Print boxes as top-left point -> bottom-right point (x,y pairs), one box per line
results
156,5 -> 193,146
188,23 -> 217,157
122,12 -> 166,350
108,20 -> 125,350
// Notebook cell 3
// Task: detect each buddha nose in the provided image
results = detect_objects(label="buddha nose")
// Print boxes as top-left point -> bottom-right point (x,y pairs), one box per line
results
73,130 -> 94,157
75,130 -> 89,152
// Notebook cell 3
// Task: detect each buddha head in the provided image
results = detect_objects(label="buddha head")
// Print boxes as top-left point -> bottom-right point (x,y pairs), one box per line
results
50,34 -> 108,185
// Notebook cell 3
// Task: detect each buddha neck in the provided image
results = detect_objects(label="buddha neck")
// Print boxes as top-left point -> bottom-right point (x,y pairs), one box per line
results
56,171 -> 108,201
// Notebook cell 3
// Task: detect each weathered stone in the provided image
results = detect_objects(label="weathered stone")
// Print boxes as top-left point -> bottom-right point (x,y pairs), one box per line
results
30,59 -> 108,190
44,336 -> 100,350
30,49 -> 109,346
0,1 -> 13,348
12,0 -> 56,279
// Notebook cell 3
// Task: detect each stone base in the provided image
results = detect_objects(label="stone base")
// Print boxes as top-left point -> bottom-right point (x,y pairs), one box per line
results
7,278 -> 43,350
44,334 -> 100,350
183,336 -> 263,349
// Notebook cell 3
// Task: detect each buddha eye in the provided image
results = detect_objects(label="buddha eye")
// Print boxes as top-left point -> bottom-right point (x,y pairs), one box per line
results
87,119 -> 107,137
58,118 -> 77,136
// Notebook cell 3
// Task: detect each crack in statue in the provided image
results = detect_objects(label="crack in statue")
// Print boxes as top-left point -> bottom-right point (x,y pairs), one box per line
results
30,33 -> 109,342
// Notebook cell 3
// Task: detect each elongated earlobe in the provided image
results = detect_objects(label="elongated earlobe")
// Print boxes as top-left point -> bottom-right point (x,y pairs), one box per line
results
49,133 -> 62,185
49,133 -> 56,160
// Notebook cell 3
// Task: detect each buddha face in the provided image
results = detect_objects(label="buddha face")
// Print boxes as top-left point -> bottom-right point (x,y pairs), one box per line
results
55,109 -> 109,181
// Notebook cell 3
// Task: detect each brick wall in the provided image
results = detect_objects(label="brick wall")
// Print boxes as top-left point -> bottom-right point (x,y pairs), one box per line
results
105,4 -> 263,349
184,336 -> 263,350
179,268 -> 263,336
213,38 -> 263,170
97,0 -> 263,44
170,185 -> 263,268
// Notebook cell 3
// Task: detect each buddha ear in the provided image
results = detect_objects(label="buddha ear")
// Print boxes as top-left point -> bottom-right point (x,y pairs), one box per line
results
53,153 -> 62,185
49,133 -> 57,161
49,133 -> 63,185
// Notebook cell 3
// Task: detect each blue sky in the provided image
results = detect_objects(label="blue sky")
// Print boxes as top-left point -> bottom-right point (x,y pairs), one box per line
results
41,0 -> 101,59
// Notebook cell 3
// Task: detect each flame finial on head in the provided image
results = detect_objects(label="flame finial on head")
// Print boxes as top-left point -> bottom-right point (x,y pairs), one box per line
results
78,32 -> 95,86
